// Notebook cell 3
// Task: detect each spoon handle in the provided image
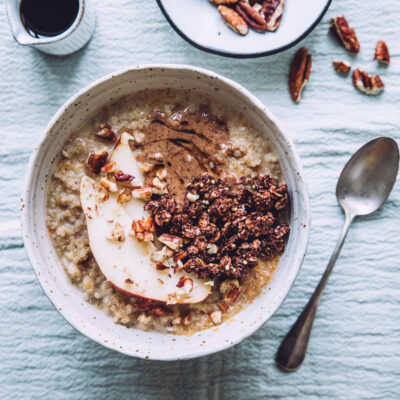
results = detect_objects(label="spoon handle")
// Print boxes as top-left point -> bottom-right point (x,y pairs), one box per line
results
275,213 -> 354,372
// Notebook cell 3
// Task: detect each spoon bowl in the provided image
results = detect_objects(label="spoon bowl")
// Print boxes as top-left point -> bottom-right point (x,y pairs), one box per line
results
337,137 -> 399,216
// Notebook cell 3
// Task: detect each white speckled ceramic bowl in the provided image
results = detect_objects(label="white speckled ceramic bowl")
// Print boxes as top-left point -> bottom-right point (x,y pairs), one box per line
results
21,65 -> 310,360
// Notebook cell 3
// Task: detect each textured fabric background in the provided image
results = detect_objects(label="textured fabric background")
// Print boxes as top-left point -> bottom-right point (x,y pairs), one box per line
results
0,1 -> 399,399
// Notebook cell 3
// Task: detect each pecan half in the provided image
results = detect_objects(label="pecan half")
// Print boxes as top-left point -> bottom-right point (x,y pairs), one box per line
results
87,150 -> 108,174
352,68 -> 384,96
235,1 -> 267,32
289,47 -> 312,103
333,60 -> 351,74
218,5 -> 248,36
95,123 -> 116,141
262,0 -> 285,32
330,16 -> 360,53
374,41 -> 390,64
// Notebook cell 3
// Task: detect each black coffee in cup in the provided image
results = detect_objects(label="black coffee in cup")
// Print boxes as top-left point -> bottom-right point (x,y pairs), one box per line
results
20,0 -> 79,38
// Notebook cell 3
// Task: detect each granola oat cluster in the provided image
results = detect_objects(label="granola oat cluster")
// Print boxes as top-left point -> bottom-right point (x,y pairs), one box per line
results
145,173 -> 290,280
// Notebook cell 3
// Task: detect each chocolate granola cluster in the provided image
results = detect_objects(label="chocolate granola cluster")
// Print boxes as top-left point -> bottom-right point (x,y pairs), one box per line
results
144,173 -> 290,280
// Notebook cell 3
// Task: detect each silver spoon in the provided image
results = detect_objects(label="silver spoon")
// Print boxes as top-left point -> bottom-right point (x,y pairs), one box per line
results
275,137 -> 399,372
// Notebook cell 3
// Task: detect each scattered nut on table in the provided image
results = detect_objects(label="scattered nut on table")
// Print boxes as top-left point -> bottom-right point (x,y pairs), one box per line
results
330,15 -> 360,53
288,47 -> 312,103
352,68 -> 384,96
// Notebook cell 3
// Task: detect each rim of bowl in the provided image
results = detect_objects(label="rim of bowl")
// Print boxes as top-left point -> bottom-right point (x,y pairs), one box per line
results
21,64 -> 311,360
156,0 -> 332,58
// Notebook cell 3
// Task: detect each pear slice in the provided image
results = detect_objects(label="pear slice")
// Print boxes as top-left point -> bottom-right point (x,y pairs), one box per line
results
109,132 -> 145,220
80,178 -> 211,304
110,132 -> 144,186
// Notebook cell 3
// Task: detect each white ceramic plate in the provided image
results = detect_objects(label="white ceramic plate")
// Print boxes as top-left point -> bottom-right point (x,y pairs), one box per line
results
157,0 -> 331,58
21,65 -> 310,360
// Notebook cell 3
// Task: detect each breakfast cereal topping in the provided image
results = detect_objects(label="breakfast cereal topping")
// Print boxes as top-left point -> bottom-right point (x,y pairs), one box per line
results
131,217 -> 156,242
87,150 -> 108,174
145,173 -> 289,279
95,123 -> 116,141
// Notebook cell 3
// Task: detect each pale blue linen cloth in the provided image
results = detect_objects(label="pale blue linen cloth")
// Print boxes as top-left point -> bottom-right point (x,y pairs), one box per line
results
0,1 -> 399,399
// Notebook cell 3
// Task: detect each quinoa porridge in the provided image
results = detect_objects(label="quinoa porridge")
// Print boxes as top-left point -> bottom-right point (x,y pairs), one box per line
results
46,89 -> 289,335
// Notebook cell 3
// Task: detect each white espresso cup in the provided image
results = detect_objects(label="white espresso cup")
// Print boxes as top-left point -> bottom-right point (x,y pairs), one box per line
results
4,0 -> 96,56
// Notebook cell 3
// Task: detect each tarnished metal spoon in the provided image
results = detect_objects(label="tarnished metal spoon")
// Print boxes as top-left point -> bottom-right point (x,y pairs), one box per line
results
276,137 -> 399,372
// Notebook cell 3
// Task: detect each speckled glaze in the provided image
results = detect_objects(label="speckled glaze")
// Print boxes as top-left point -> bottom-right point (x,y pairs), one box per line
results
21,65 -> 310,360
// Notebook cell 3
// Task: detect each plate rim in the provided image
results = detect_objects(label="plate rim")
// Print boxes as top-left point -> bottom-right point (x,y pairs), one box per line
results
156,0 -> 332,58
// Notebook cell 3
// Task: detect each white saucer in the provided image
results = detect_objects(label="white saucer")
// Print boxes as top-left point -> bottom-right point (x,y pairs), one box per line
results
157,0 -> 332,58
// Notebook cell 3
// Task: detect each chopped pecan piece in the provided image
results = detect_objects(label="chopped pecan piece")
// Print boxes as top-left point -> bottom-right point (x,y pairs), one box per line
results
235,1 -> 267,32
263,0 -> 285,32
95,123 -> 116,141
158,233 -> 183,250
150,177 -> 168,195
218,5 -> 249,36
117,190 -> 132,204
151,306 -> 167,316
131,217 -> 156,242
176,276 -> 192,288
220,279 -> 242,302
151,246 -> 174,263
374,40 -> 390,64
101,161 -> 118,173
352,68 -> 384,96
289,47 -> 312,103
173,250 -> 188,261
333,60 -> 351,74
139,163 -> 155,173
183,313 -> 191,325
137,298 -> 155,309
209,310 -> 222,324
114,171 -> 134,182
218,300 -> 229,312
99,178 -> 118,192
156,262 -> 169,271
132,187 -> 152,201
176,276 -> 194,295
330,16 -> 360,53
87,150 -> 108,174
